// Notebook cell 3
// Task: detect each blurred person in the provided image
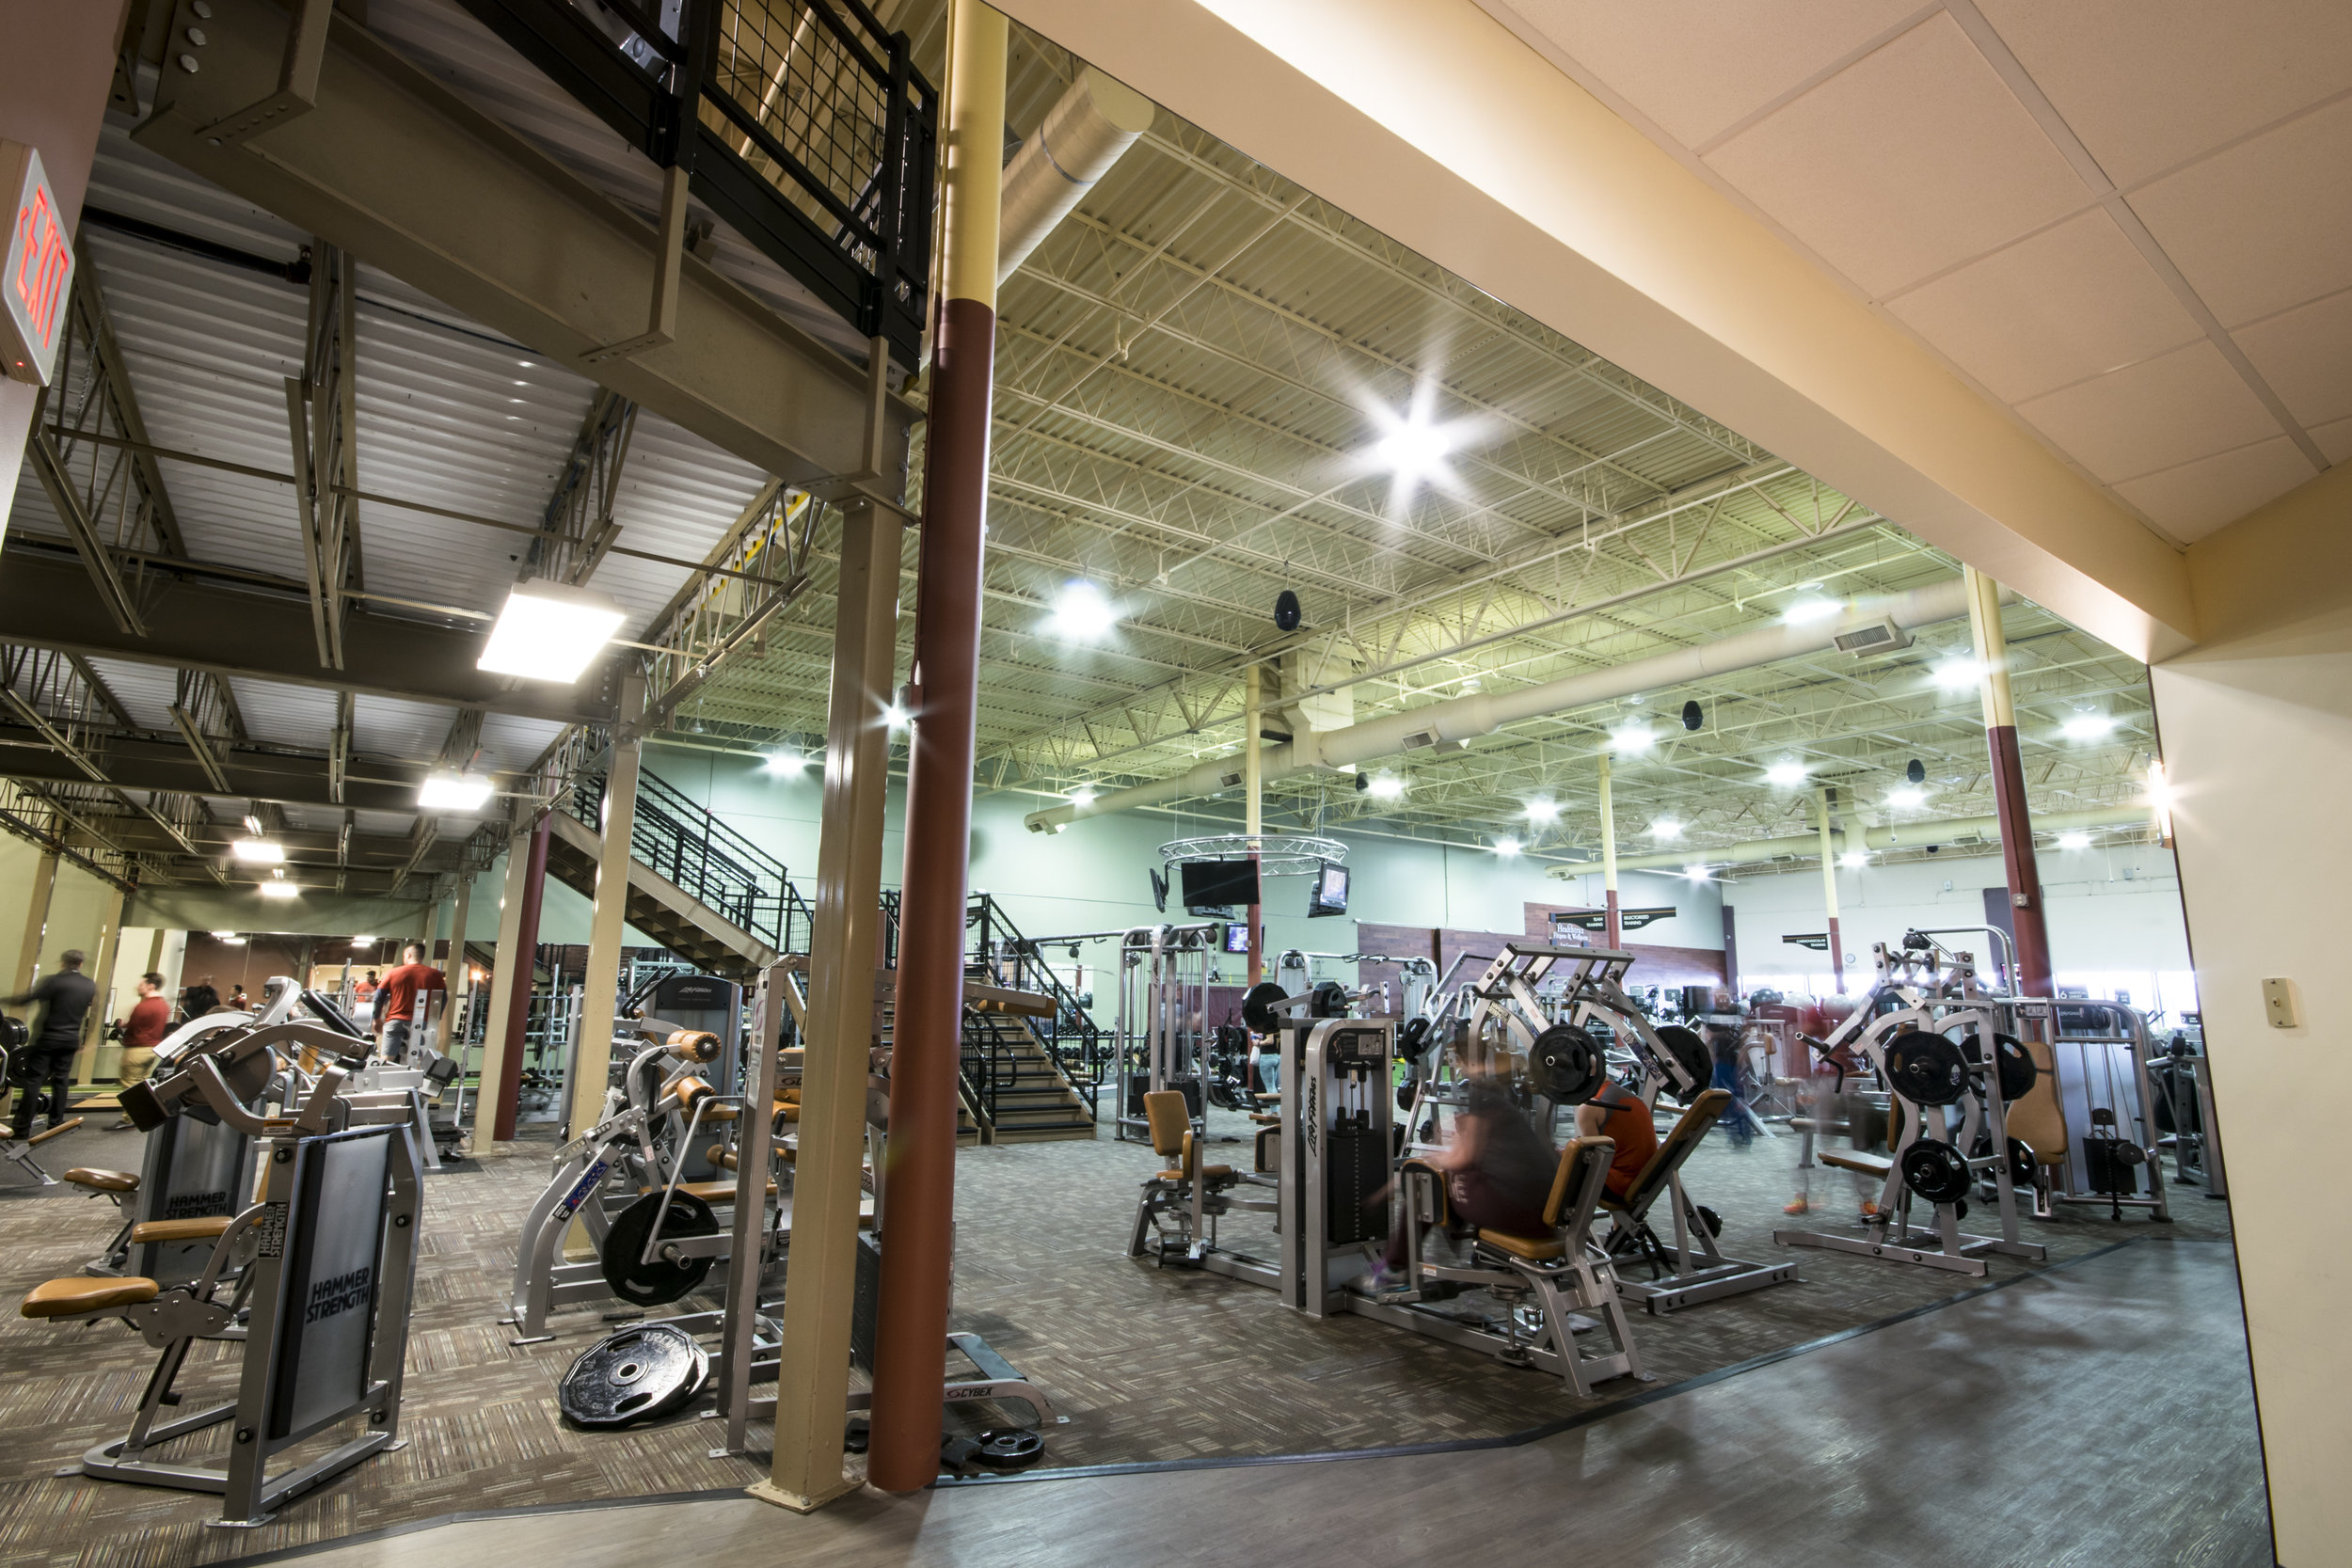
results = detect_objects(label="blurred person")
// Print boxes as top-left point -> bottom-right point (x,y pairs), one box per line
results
1578,1072 -> 1661,1202
3,950 -> 94,1139
1363,1072 -> 1557,1295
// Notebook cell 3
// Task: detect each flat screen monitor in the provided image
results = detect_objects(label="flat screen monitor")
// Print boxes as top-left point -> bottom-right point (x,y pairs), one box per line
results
1308,860 -> 1349,917
1222,922 -> 1254,955
1181,858 -> 1260,910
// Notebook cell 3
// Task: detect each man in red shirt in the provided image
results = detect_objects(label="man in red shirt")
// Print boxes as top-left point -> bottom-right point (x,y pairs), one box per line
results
116,972 -> 174,1085
377,943 -> 449,1064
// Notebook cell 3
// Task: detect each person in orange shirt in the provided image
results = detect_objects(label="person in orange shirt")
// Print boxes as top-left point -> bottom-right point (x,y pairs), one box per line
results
375,943 -> 449,1064
1577,1075 -> 1661,1202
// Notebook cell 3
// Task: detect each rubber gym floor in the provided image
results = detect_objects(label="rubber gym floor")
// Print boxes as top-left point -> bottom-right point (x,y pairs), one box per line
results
0,1104 -> 2241,1565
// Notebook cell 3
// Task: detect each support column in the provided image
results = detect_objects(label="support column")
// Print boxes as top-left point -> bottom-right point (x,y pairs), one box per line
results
1244,660 -> 1263,987
75,881 -> 127,1084
756,499 -> 905,1512
1597,752 -> 1621,951
475,810 -> 533,1142
1965,565 -> 2052,997
440,871 -> 472,1060
490,814 -> 551,1142
1814,786 -> 1845,993
567,673 -> 646,1137
869,0 -> 1005,1497
12,853 -> 59,992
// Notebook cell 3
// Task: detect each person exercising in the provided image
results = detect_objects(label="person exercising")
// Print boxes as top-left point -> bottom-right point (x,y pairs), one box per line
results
4,949 -> 96,1140
376,942 -> 449,1064
115,973 -> 173,1086
1364,1073 -> 1555,1294
1577,1073 -> 1660,1201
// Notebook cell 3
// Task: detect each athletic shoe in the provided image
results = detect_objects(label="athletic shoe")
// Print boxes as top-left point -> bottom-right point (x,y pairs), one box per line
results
1782,1196 -> 1811,1215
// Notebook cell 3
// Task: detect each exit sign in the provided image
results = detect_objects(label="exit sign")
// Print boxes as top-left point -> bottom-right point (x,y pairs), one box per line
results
4,141 -> 74,388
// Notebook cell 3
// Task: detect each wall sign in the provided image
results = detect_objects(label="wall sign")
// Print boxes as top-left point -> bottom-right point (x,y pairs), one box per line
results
1550,906 -> 1677,937
3,141 -> 74,388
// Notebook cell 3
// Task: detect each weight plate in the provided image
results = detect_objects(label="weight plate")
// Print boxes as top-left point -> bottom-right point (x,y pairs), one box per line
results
558,1323 -> 708,1429
2007,1136 -> 2036,1188
1399,1015 -> 1433,1062
1900,1139 -> 1973,1206
1992,1034 -> 2036,1103
1311,979 -> 1348,1019
974,1428 -> 1046,1469
1529,1022 -> 1603,1105
599,1190 -> 721,1307
1885,1030 -> 1968,1107
1652,1025 -> 1712,1104
1241,982 -> 1289,1035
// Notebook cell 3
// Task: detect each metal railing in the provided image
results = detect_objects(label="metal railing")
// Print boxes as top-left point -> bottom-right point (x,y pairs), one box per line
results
565,765 -> 815,955
458,0 -> 937,366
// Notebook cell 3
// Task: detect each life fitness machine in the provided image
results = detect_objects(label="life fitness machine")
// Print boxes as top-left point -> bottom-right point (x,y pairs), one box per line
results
18,1013 -> 423,1528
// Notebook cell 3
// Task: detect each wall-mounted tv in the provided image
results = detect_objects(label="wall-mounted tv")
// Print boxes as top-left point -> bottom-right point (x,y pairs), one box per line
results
1182,858 -> 1260,911
1308,860 -> 1349,917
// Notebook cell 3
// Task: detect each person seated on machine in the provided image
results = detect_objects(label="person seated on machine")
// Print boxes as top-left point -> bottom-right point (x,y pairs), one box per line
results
1363,1072 -> 1555,1295
1577,1073 -> 1661,1203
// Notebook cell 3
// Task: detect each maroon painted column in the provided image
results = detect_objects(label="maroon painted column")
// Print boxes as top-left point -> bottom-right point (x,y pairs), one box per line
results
492,813 -> 551,1141
867,0 -> 1005,1497
1966,567 -> 2053,996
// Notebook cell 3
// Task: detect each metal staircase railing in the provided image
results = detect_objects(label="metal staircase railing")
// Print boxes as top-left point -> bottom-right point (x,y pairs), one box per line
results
568,767 -> 815,956
455,0 -> 936,367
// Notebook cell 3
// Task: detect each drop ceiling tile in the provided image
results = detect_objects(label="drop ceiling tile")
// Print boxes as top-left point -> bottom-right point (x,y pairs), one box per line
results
1704,11 -> 2090,297
2233,288 -> 2352,430
2015,340 -> 2283,483
1977,0 -> 2352,190
2127,95 -> 2352,327
1498,0 -> 1928,149
2312,416 -> 2352,465
2111,436 -> 2318,542
1884,208 -> 2201,403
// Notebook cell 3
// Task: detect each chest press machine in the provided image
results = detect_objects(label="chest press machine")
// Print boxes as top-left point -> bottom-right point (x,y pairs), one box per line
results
17,1014 -> 423,1528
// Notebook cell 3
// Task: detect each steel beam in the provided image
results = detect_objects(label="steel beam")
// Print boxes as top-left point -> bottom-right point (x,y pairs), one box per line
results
0,548 -> 612,724
134,0 -> 914,495
0,721 -> 456,816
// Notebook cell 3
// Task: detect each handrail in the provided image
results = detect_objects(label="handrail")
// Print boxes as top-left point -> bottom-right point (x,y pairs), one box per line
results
567,766 -> 815,957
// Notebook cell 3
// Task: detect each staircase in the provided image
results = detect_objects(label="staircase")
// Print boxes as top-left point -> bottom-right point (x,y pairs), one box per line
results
961,1002 -> 1095,1143
544,768 -> 813,979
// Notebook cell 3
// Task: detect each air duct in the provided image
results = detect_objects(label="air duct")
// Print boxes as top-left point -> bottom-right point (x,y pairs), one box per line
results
1547,804 -> 2156,878
997,67 -> 1156,284
1025,578 -> 1997,833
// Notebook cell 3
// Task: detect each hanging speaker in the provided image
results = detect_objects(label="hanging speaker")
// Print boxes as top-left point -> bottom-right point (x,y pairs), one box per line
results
1274,589 -> 1302,632
1680,699 -> 1703,731
1906,758 -> 1926,785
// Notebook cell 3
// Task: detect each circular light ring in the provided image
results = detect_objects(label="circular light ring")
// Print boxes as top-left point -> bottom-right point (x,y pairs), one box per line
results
1158,833 -> 1345,877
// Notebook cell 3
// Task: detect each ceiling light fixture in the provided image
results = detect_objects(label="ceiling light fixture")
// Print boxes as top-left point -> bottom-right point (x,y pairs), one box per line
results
1523,799 -> 1560,823
1766,761 -> 1807,787
762,752 -> 808,776
477,578 -> 628,683
260,880 -> 301,899
1046,579 -> 1119,641
1682,863 -> 1709,880
2056,831 -> 2092,850
212,931 -> 246,944
230,837 -> 284,864
1610,722 -> 1655,754
1887,785 -> 1927,809
1359,380 -> 1480,515
2061,713 -> 2116,741
1781,597 -> 1843,626
243,814 -> 263,835
1839,850 -> 1867,868
884,702 -> 912,731
1069,786 -> 1098,807
1932,657 -> 1985,690
1494,837 -> 1522,858
1367,773 -> 1406,800
419,771 -> 496,812
351,936 -> 374,946
1648,819 -> 1682,840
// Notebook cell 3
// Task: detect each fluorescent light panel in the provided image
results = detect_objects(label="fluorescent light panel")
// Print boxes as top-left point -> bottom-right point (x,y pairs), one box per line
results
230,837 -> 284,863
419,771 -> 496,812
259,881 -> 301,899
476,578 -> 627,683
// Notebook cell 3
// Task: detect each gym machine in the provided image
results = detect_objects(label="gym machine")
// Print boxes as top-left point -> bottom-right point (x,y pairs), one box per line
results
1112,922 -> 1230,1142
1773,934 -> 2049,1277
0,1017 -> 83,1185
18,1011 -> 424,1528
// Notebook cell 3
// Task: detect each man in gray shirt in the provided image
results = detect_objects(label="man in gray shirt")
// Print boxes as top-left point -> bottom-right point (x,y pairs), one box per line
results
5,949 -> 95,1139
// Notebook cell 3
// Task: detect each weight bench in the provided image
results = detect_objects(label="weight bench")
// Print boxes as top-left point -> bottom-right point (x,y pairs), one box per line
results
1398,1135 -> 1646,1395
2,1117 -> 85,1185
1600,1088 -> 1799,1313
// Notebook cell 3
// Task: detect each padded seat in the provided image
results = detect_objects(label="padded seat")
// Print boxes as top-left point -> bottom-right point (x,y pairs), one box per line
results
1160,1164 -> 1234,1182
1475,1228 -> 1565,1260
1820,1150 -> 1892,1178
130,1216 -> 233,1245
22,1276 -> 159,1319
64,1167 -> 138,1194
643,1180 -> 778,1202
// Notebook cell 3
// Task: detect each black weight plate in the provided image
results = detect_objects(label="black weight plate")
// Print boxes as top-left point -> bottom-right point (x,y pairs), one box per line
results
974,1428 -> 1045,1469
1900,1139 -> 1973,1206
1652,1024 -> 1713,1104
1991,1034 -> 2036,1103
599,1191 -> 721,1307
2006,1136 -> 2036,1187
559,1323 -> 708,1429
1311,979 -> 1349,1018
1399,1015 -> 1433,1062
1529,1023 -> 1602,1105
1886,1030 -> 1968,1107
1241,982 -> 1289,1034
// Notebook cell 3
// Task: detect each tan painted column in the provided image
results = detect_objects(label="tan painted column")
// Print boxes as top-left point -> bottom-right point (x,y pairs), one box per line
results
473,810 -> 533,1141
1814,786 -> 1844,993
73,881 -> 127,1084
566,673 -> 646,1137
1244,661 -> 1263,987
1597,752 -> 1620,950
756,498 -> 904,1512
11,853 -> 59,992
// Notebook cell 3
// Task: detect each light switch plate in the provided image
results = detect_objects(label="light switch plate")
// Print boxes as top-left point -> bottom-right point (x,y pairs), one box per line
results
2263,977 -> 2301,1030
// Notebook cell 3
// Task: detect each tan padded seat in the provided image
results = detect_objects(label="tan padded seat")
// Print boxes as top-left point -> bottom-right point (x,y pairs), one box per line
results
1821,1150 -> 1892,1178
130,1216 -> 233,1245
1475,1228 -> 1565,1260
63,1167 -> 138,1194
643,1180 -> 778,1202
1160,1164 -> 1234,1182
22,1276 -> 159,1319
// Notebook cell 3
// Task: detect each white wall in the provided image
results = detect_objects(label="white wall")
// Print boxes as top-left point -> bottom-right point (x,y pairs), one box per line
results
1721,842 -> 2196,1018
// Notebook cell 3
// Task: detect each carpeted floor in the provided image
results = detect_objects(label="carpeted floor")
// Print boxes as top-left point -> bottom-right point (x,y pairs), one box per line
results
0,1103 -> 2235,1564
